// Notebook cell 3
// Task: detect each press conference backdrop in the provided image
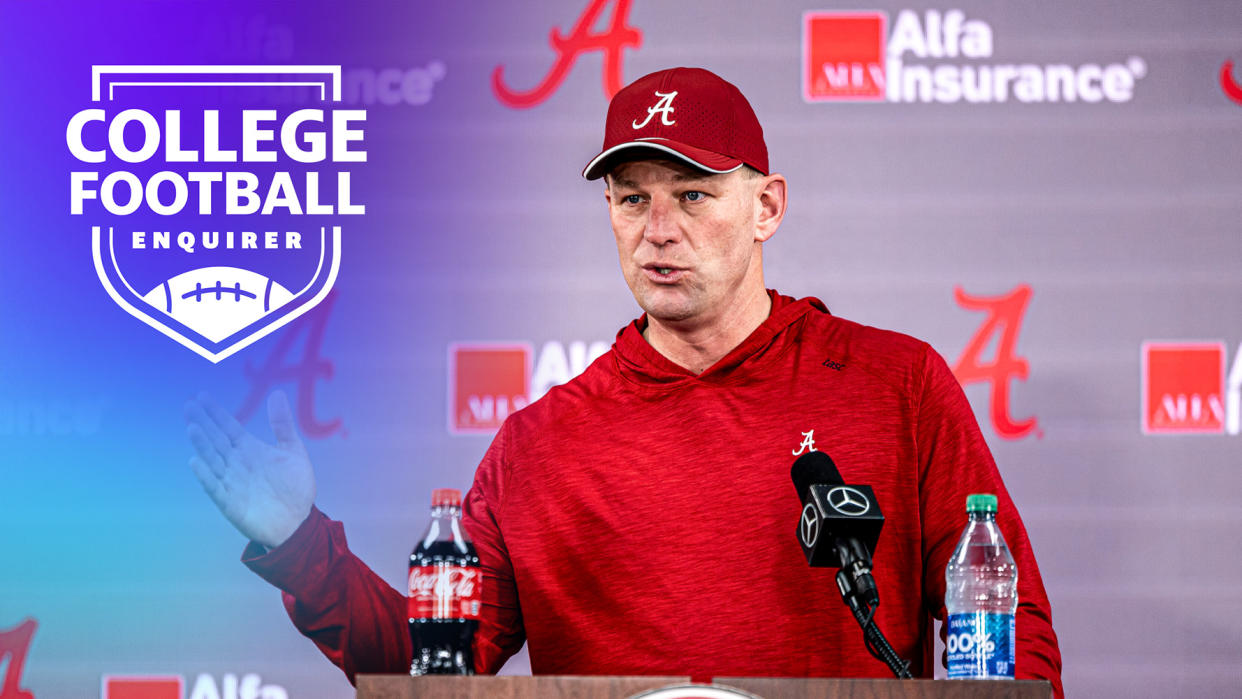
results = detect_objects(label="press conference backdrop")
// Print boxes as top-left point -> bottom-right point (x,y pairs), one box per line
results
0,1 -> 1239,697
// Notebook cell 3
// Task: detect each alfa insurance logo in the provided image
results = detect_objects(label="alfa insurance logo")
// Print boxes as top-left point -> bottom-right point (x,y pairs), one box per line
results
449,340 -> 609,434
802,8 -> 1147,104
1142,342 -> 1242,435
68,66 -> 365,362
101,672 -> 287,699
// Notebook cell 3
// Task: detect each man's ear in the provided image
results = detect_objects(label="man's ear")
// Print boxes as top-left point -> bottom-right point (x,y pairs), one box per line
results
754,173 -> 787,243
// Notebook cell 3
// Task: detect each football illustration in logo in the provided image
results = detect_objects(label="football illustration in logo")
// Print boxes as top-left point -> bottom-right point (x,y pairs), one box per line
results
141,266 -> 296,343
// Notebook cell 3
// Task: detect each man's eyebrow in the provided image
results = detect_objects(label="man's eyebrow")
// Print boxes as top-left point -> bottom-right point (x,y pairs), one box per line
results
670,171 -> 715,183
609,170 -> 717,189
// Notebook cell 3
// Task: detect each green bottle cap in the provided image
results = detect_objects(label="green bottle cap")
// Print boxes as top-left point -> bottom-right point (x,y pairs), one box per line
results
966,493 -> 998,513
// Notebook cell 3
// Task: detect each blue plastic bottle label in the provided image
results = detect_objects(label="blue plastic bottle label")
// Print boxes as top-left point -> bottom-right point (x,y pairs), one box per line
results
946,612 -> 1015,678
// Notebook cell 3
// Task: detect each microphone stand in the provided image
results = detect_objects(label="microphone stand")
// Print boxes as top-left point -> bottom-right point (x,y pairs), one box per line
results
833,539 -> 914,679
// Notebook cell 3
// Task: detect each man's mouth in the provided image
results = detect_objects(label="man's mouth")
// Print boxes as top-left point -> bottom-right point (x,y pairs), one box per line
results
642,264 -> 687,284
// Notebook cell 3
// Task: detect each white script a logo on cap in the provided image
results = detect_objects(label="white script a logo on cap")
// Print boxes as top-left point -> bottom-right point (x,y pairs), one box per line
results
632,90 -> 678,129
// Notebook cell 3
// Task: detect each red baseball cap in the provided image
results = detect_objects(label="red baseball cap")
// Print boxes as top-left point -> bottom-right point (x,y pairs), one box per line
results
582,67 -> 769,180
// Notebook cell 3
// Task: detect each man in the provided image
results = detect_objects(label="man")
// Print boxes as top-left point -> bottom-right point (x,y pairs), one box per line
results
186,67 -> 1063,694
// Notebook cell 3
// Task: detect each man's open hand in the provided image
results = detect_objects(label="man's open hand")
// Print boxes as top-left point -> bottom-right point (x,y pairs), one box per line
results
185,390 -> 316,550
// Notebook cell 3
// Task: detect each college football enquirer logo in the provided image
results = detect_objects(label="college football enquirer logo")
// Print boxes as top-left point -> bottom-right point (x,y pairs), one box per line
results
68,66 -> 363,362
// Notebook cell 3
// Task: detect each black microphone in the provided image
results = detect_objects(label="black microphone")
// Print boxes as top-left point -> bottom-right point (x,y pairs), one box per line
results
790,451 -> 883,570
791,450 -> 912,679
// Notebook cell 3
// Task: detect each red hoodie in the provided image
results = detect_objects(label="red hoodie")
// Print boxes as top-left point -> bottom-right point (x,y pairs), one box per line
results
244,291 -> 1063,695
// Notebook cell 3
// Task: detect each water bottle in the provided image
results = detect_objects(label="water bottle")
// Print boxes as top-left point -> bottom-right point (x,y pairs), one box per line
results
944,493 -> 1017,679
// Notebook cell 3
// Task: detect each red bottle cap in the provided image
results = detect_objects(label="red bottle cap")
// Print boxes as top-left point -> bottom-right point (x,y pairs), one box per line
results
431,488 -> 462,508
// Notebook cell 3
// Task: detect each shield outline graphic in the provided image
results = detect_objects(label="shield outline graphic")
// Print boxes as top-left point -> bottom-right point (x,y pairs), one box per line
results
93,225 -> 341,363
82,65 -> 348,363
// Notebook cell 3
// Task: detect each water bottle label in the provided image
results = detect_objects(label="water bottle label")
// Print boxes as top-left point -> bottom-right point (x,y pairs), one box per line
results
407,565 -> 482,620
946,612 -> 1015,678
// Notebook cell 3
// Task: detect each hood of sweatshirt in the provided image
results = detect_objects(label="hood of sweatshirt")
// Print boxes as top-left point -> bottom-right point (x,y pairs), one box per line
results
611,289 -> 829,388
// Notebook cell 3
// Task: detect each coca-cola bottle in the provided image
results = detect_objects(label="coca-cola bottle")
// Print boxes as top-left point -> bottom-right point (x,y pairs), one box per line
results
408,488 -> 480,675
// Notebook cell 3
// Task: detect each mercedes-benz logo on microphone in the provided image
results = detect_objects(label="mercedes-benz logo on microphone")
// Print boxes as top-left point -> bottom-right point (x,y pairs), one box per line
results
799,502 -> 820,547
827,486 -> 870,516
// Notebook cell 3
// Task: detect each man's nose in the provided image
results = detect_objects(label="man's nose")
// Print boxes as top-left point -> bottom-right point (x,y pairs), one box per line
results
643,196 -> 682,246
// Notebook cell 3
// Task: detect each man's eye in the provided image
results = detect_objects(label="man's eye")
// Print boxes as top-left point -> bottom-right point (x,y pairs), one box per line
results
684,191 -> 705,202
623,194 -> 643,205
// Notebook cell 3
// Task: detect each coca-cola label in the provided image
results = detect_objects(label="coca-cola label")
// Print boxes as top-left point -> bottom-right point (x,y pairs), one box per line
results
407,565 -> 482,620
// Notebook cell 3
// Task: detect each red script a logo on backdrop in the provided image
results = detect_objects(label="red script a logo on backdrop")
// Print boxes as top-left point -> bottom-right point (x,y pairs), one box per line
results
492,0 -> 642,108
1221,60 -> 1242,105
0,619 -> 35,699
237,291 -> 342,439
952,285 -> 1039,440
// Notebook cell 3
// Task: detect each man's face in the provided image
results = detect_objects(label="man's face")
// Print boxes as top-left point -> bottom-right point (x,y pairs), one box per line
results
605,159 -> 767,328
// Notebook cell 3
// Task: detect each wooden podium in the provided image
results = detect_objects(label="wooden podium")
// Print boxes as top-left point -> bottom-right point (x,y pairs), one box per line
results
356,675 -> 1053,699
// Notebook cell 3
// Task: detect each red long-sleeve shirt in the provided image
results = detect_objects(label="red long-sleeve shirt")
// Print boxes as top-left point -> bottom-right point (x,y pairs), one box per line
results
244,291 -> 1062,695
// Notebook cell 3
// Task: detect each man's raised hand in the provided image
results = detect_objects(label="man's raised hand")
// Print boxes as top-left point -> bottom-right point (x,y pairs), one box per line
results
185,390 -> 316,550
